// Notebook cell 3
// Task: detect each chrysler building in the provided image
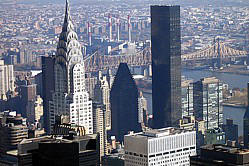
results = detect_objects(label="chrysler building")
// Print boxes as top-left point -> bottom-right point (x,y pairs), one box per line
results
49,0 -> 93,134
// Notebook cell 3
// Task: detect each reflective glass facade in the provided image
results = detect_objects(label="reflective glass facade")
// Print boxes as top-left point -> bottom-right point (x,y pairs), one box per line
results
243,82 -> 249,148
193,77 -> 223,130
151,6 -> 181,128
181,80 -> 194,117
110,63 -> 141,142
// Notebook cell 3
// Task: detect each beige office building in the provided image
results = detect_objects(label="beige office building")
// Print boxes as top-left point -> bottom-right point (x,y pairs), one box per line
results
0,60 -> 15,99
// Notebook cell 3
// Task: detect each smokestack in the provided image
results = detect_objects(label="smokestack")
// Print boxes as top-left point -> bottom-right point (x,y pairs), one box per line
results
109,14 -> 112,41
88,22 -> 92,46
116,18 -> 120,42
128,15 -> 131,43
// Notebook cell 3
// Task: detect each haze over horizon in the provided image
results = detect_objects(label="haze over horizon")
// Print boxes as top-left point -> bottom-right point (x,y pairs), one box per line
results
1,0 -> 249,7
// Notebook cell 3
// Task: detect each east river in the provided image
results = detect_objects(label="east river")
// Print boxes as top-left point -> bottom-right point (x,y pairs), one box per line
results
143,69 -> 249,136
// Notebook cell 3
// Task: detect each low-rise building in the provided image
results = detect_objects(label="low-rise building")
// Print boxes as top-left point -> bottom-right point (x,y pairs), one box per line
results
190,144 -> 249,165
179,116 -> 205,152
124,127 -> 196,166
102,148 -> 125,166
221,119 -> 238,145
0,111 -> 28,153
204,127 -> 225,145
17,134 -> 99,166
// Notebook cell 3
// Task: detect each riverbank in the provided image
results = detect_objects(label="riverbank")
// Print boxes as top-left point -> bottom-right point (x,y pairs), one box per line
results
222,103 -> 246,108
183,69 -> 249,89
184,65 -> 249,76
216,65 -> 249,76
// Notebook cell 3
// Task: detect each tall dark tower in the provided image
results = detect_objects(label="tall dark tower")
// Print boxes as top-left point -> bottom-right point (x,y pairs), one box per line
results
41,56 -> 54,133
110,63 -> 141,142
151,6 -> 181,128
244,82 -> 249,148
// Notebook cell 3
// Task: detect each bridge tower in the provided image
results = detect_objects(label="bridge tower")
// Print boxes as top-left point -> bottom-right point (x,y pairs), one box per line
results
212,37 -> 222,69
217,37 -> 222,69
212,37 -> 216,68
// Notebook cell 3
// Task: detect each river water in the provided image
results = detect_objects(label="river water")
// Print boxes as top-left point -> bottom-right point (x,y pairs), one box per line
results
143,69 -> 249,136
183,69 -> 249,89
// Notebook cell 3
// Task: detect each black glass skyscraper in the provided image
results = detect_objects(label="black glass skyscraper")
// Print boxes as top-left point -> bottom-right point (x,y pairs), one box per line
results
110,63 -> 141,142
244,82 -> 249,148
151,6 -> 181,128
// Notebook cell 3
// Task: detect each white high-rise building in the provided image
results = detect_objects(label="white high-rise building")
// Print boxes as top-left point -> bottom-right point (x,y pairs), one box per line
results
94,74 -> 111,130
138,91 -> 147,124
124,128 -> 196,166
0,60 -> 15,99
49,0 -> 93,134
94,76 -> 110,107
93,103 -> 107,160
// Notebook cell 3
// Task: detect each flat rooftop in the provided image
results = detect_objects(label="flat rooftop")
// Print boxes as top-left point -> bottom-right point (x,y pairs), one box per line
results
203,144 -> 249,155
181,79 -> 193,87
126,127 -> 194,139
20,134 -> 96,145
201,77 -> 220,84
104,149 -> 125,159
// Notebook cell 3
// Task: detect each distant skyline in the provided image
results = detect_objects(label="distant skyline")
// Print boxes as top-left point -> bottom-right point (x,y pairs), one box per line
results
1,0 -> 249,7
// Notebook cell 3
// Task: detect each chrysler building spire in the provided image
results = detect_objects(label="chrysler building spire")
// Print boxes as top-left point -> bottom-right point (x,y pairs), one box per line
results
64,0 -> 72,25
57,0 -> 82,64
49,0 -> 93,134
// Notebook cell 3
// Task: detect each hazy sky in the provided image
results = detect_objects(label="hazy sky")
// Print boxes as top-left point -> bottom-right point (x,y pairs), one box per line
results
1,0 -> 249,7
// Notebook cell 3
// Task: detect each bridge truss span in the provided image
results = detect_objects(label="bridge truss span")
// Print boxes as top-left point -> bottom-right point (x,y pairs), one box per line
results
84,40 -> 247,72
182,41 -> 247,61
84,47 -> 151,72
